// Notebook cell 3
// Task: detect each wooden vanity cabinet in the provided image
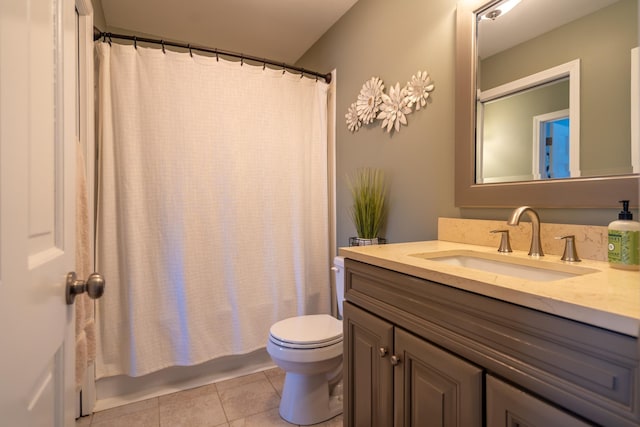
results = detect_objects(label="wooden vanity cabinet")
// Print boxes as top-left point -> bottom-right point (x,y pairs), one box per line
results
343,258 -> 640,427
486,375 -> 591,427
343,301 -> 482,427
343,300 -> 393,427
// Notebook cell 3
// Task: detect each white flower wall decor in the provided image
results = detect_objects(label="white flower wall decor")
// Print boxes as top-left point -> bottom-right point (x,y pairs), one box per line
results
345,71 -> 435,134
356,77 -> 384,125
377,83 -> 411,133
346,102 -> 361,132
405,71 -> 435,110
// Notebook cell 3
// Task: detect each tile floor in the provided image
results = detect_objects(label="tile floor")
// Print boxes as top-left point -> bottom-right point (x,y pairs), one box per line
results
75,368 -> 343,427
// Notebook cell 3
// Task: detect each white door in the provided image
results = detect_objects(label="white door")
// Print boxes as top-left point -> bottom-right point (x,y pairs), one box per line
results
0,0 -> 77,425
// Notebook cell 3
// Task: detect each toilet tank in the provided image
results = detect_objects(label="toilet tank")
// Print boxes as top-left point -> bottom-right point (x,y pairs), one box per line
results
333,256 -> 345,319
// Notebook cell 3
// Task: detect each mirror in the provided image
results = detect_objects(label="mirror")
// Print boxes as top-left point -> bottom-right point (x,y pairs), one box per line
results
477,61 -> 578,183
456,0 -> 639,207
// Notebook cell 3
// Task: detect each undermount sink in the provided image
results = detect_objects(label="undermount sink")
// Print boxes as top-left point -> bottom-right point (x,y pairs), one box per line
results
410,250 -> 599,282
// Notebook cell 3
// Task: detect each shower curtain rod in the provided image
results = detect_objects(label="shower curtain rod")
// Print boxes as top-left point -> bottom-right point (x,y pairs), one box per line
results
93,27 -> 332,83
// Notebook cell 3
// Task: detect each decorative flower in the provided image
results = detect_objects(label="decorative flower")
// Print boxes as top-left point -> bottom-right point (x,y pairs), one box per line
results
356,77 -> 384,125
345,102 -> 361,132
376,82 -> 412,133
405,71 -> 435,110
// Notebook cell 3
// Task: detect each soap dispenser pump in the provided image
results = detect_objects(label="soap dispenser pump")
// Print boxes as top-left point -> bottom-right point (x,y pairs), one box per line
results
607,200 -> 640,270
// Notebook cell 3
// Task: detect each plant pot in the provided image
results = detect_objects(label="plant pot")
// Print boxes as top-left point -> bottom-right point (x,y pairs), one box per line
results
349,237 -> 387,247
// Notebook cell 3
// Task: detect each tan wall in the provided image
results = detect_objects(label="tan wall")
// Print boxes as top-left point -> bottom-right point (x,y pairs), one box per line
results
297,0 -> 460,246
92,0 -> 106,30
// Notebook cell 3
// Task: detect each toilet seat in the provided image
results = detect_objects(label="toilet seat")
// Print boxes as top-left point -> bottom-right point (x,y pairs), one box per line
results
269,314 -> 342,349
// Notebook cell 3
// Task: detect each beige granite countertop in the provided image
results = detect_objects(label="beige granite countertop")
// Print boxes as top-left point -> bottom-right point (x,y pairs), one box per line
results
339,240 -> 640,337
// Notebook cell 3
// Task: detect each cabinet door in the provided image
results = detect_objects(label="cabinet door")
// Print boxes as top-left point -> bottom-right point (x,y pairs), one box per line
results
486,375 -> 591,427
394,329 -> 483,427
343,302 -> 394,427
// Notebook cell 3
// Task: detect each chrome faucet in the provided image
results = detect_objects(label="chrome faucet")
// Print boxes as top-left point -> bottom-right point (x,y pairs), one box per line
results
507,206 -> 544,257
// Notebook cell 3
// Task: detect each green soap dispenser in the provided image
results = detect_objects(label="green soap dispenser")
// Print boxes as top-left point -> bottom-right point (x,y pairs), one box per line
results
608,200 -> 640,270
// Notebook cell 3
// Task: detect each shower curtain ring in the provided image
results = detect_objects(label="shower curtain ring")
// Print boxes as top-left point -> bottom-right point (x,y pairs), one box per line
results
161,40 -> 165,54
134,36 -> 137,49
241,55 -> 244,66
188,44 -> 193,57
282,63 -> 286,75
300,69 -> 304,79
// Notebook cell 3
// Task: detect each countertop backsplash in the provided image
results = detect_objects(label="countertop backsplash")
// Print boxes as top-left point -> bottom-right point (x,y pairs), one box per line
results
438,217 -> 608,262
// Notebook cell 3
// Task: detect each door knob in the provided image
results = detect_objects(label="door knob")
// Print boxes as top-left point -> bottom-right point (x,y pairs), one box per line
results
390,355 -> 401,366
66,272 -> 105,305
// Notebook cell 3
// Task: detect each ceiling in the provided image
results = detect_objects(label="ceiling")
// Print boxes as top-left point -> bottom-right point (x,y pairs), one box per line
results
478,0 -> 621,58
99,0 -> 359,64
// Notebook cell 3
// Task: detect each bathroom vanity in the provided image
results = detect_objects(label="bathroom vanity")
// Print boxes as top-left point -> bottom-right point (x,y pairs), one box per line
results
340,241 -> 640,427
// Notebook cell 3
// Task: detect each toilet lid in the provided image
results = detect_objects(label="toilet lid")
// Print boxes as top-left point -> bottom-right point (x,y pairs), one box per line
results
269,314 -> 342,347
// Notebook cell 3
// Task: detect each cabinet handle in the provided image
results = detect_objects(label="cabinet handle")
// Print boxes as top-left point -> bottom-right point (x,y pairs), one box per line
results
390,355 -> 401,366
378,347 -> 388,357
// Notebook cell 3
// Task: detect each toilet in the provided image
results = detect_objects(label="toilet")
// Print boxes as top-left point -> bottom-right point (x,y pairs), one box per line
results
266,256 -> 345,425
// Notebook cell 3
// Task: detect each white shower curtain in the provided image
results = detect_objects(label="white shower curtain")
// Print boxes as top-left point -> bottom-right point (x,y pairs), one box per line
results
95,42 -> 330,378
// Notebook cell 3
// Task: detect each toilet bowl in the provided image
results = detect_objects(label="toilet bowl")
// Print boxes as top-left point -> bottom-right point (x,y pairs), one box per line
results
266,256 -> 345,425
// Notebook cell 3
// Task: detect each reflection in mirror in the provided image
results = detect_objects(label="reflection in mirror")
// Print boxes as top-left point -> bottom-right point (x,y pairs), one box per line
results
454,0 -> 639,208
535,111 -> 570,180
477,60 -> 579,183
476,0 -> 637,183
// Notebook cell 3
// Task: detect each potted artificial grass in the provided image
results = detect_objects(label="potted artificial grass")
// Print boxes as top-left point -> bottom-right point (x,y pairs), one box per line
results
347,168 -> 388,245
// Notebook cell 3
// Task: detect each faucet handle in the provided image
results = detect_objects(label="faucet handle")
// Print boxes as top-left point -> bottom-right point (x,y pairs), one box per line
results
490,229 -> 513,253
556,235 -> 581,262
